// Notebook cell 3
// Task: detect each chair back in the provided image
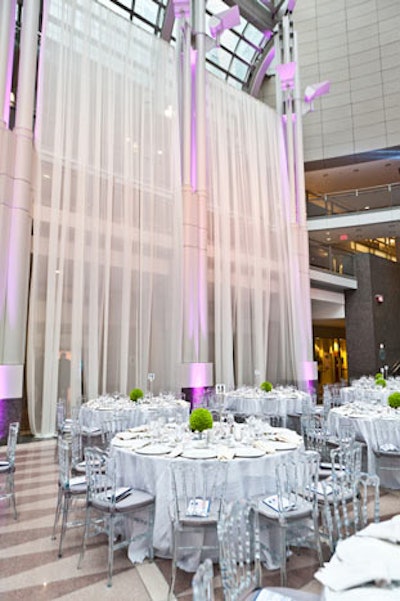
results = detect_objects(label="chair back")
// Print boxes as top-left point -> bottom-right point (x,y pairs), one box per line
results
276,450 -> 320,510
56,398 -> 68,431
329,441 -> 361,486
101,412 -> 130,449
192,558 -> 215,601
303,424 -> 333,464
170,461 -> 228,524
57,437 -> 71,488
7,422 -> 20,465
374,418 -> 400,454
217,500 -> 261,601
71,421 -> 83,470
84,447 -> 115,506
321,471 -> 380,551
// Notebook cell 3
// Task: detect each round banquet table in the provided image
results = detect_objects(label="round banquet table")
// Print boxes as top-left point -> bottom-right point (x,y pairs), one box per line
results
327,403 -> 400,488
112,427 -> 302,572
224,387 -> 308,424
79,395 -> 189,431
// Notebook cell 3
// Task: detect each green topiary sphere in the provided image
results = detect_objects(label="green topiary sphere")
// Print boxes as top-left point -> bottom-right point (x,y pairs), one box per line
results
189,408 -> 213,432
388,392 -> 400,409
130,388 -> 144,401
260,381 -> 273,393
375,378 -> 386,388
374,372 -> 383,380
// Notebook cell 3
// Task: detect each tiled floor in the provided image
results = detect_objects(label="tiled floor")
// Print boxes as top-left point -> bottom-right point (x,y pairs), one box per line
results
0,438 -> 399,600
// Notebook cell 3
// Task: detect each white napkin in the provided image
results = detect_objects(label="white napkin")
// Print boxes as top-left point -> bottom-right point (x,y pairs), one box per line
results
315,554 -> 390,592
254,440 -> 276,454
128,425 -> 148,433
169,446 -> 183,458
217,446 -> 235,461
323,584 -> 399,600
356,515 -> 400,544
271,428 -> 301,444
116,431 -> 137,440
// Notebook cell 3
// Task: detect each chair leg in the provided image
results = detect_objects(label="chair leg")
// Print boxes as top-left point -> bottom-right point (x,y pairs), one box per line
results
8,473 -> 18,520
58,494 -> 70,558
77,505 -> 91,569
107,516 -> 114,588
168,526 -> 179,601
52,486 -> 63,539
279,526 -> 287,587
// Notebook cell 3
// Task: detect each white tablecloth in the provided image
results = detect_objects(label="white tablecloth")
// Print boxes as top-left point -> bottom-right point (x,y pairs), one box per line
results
327,404 -> 400,487
113,429 -> 302,571
317,515 -> 400,600
79,396 -> 189,431
224,388 -> 307,421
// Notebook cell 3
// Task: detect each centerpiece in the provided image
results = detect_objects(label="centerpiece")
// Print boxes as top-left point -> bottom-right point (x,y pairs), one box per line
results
388,392 -> 400,409
260,380 -> 273,393
130,387 -> 144,402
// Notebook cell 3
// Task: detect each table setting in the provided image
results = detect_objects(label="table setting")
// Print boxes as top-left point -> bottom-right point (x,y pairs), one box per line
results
315,514 -> 400,599
326,402 -> 400,485
223,385 -> 310,423
79,392 -> 190,432
111,415 -> 303,570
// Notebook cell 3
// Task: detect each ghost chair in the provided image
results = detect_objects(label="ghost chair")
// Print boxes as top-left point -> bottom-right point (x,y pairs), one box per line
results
78,446 -> 155,587
0,421 -> 20,520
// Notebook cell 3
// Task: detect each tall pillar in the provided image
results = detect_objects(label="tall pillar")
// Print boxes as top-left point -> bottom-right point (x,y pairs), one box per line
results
3,0 -> 40,367
0,0 -> 16,128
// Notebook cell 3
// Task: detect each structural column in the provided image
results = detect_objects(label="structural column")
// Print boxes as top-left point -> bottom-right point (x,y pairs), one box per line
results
0,0 -> 15,128
2,0 -> 40,381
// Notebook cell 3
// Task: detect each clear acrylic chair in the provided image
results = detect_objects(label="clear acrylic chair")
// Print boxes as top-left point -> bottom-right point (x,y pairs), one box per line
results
372,418 -> 400,489
219,499 -> 322,601
320,471 -> 380,553
192,557 -> 215,601
218,499 -> 262,601
52,437 -> 87,557
100,412 -> 131,451
0,421 -> 20,519
78,446 -> 155,587
256,450 -> 323,586
169,460 -> 228,600
70,421 -> 86,474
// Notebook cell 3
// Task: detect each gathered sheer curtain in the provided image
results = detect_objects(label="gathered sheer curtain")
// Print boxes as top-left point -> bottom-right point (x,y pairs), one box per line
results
27,0 -> 183,436
27,0 -> 312,437
207,77 -> 312,389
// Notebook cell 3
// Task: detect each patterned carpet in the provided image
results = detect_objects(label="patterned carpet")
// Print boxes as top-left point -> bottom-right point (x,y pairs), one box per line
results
0,438 -> 398,600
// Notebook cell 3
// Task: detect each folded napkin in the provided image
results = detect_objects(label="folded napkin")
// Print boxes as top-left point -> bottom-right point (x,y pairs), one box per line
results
169,446 -> 183,458
254,440 -> 276,454
323,586 -> 400,601
316,536 -> 400,592
217,446 -> 235,461
129,425 -> 148,433
116,431 -> 137,440
254,588 -> 294,601
315,554 -> 390,592
356,515 -> 400,544
271,429 -> 301,444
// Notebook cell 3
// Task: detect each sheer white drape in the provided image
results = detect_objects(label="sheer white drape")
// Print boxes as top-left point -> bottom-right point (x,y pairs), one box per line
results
207,77 -> 312,389
26,0 -> 312,436
27,0 -> 183,436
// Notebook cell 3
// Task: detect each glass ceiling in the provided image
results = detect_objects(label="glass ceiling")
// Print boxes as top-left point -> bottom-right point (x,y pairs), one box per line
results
99,0 -> 282,92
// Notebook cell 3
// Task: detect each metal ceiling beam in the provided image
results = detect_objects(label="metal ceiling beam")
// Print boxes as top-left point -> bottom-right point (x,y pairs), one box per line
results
161,0 -> 175,41
223,0 -> 275,32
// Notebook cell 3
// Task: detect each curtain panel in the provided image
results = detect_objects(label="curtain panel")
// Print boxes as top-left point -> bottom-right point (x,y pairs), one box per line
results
27,0 -> 183,436
27,0 -> 312,436
207,77 -> 312,389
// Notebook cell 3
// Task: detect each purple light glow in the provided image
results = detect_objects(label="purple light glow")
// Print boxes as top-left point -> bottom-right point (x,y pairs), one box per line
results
276,61 -> 296,91
3,29 -> 14,126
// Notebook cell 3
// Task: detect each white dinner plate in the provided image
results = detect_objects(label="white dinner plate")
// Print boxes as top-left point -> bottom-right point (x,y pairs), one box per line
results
112,438 -> 138,448
135,444 -> 171,455
181,448 -> 218,460
234,447 -> 265,458
272,441 -> 298,451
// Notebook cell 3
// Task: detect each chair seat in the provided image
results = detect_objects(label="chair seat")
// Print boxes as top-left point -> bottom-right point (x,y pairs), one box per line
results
179,516 -> 218,528
258,498 -> 313,521
73,461 -> 86,474
0,461 -> 12,473
92,489 -> 154,513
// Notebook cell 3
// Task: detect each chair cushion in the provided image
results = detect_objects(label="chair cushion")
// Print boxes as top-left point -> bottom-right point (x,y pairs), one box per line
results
258,498 -> 313,521
92,489 -> 154,513
0,461 -> 11,473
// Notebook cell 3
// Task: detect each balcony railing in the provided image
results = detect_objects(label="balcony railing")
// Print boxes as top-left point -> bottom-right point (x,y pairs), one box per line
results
306,182 -> 400,218
309,241 -> 356,277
